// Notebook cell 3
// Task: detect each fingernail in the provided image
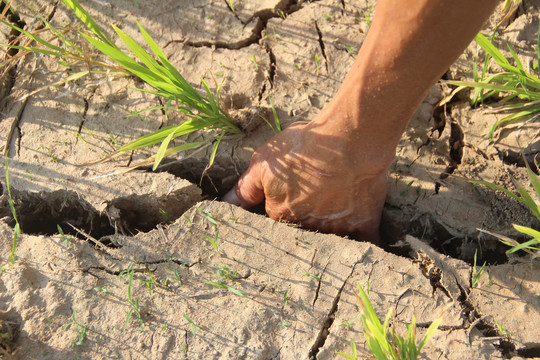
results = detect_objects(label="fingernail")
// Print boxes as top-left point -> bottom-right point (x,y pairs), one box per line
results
222,188 -> 241,206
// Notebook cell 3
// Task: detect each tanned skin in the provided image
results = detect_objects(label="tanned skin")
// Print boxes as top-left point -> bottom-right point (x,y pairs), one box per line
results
224,0 -> 499,243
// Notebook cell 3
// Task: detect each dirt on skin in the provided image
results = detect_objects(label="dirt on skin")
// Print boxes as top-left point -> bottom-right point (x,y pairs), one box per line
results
0,0 -> 539,359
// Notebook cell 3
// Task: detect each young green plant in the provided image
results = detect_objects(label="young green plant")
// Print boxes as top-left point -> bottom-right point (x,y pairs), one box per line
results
124,264 -> 145,330
4,0 -> 242,170
447,26 -> 540,140
471,249 -> 486,288
346,282 -> 442,360
62,308 -> 87,346
196,206 -> 222,255
473,159 -> 540,255
259,95 -> 282,134
183,312 -> 202,335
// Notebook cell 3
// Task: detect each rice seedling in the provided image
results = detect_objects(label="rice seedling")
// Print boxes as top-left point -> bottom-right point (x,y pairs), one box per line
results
62,308 -> 87,346
56,224 -> 73,246
182,313 -> 202,335
36,146 -> 59,162
447,25 -> 540,140
400,181 -> 414,197
228,0 -> 236,15
342,43 -> 358,56
496,320 -> 512,336
303,271 -> 321,281
4,156 -> 20,265
3,0 -> 242,170
93,287 -> 113,296
473,160 -> 540,256
339,283 -> 442,360
203,280 -> 246,298
315,53 -> 320,75
174,268 -> 182,287
196,206 -> 222,255
339,317 -> 357,329
250,54 -> 258,70
283,290 -> 289,306
356,5 -> 374,31
143,268 -> 155,295
123,263 -> 145,330
322,13 -> 335,21
216,265 -> 239,283
471,249 -> 486,288
203,231 -> 221,255
183,215 -> 193,226
259,95 -> 282,134
337,341 -> 358,360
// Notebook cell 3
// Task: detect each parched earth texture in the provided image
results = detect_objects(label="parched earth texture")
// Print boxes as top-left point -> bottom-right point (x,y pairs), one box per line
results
0,0 -> 539,359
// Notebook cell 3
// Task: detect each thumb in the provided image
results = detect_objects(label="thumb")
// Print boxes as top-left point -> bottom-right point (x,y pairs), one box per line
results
222,161 -> 265,209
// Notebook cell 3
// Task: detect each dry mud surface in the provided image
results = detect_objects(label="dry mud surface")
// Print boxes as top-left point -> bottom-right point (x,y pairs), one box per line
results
0,0 -> 539,359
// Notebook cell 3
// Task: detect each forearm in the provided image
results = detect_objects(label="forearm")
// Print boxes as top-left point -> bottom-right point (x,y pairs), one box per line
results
309,0 -> 498,171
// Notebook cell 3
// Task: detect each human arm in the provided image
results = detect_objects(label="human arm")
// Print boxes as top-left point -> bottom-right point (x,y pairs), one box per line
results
224,0 -> 499,243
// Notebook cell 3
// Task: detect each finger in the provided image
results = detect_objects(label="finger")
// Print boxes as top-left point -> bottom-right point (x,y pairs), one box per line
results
223,161 -> 265,209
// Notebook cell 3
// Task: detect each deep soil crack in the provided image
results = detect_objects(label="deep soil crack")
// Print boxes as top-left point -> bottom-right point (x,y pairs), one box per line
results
0,1 -> 27,107
258,42 -> 277,102
307,250 -> 368,359
311,262 -> 328,308
0,185 -> 199,242
4,97 -> 29,157
314,20 -> 329,72
435,118 -> 464,194
164,0 -> 305,52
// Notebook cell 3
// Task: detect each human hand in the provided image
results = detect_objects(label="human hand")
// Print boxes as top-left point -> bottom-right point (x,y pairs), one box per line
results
223,118 -> 388,244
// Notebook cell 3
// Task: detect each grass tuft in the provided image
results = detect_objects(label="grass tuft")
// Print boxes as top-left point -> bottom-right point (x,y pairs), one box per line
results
338,283 -> 442,360
473,158 -> 540,256
447,26 -> 540,140
2,0 -> 243,170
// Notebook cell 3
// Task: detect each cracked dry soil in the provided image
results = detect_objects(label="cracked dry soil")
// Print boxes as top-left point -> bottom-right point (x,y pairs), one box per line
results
0,0 -> 540,359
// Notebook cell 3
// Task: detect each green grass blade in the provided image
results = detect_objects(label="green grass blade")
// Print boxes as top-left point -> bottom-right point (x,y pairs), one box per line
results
81,33 -> 180,94
128,87 -> 175,101
60,0 -> 115,46
526,162 -> 540,199
446,80 -> 540,98
225,285 -> 246,297
1,20 -> 65,54
135,21 -> 202,101
507,43 -> 526,73
201,77 -> 219,115
505,238 -> 540,253
153,126 -> 181,170
475,32 -> 509,65
112,25 -> 165,78
512,224 -> 540,240
269,95 -> 281,132
1,44 -> 63,57
118,120 -> 207,151
489,105 -> 540,138
42,20 -> 81,53
195,206 -> 218,226
471,180 -> 525,204
126,106 -> 166,117
206,132 -> 225,170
